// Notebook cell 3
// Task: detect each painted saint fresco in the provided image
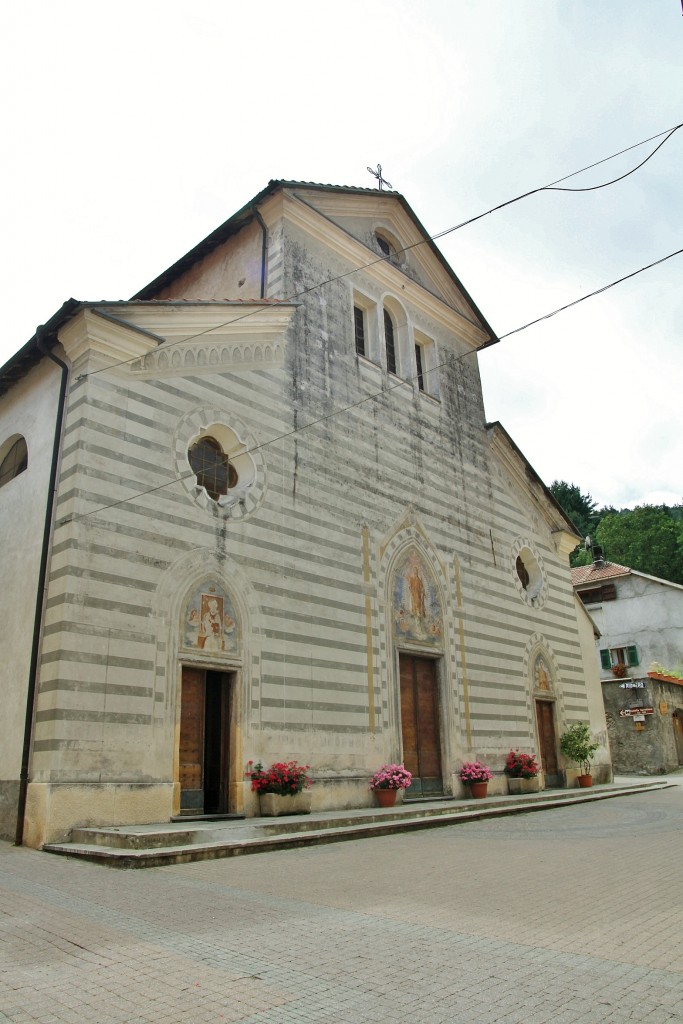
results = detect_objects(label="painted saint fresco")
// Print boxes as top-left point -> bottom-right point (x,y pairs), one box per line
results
534,655 -> 552,691
182,583 -> 238,654
393,550 -> 443,646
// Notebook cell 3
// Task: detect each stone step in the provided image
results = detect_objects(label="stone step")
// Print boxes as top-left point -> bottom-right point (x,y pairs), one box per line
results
43,781 -> 670,869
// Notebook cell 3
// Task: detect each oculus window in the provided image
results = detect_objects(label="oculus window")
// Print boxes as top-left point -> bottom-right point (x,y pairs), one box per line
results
189,436 -> 238,501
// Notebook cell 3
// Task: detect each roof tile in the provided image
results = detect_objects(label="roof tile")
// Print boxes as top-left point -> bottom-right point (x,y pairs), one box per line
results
571,562 -> 631,585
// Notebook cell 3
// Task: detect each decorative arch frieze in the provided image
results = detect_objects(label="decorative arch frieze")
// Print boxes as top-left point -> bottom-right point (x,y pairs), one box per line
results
129,338 -> 285,378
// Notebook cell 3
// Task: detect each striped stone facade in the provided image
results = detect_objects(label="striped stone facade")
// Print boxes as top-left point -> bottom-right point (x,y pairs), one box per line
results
1,183 -> 611,846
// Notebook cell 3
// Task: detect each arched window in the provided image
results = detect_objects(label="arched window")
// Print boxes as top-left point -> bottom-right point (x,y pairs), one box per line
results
384,308 -> 397,375
188,436 -> 238,501
0,436 -> 28,490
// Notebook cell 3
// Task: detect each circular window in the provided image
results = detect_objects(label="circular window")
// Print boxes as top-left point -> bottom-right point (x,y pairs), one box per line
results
174,408 -> 266,520
188,436 -> 239,500
513,541 -> 547,608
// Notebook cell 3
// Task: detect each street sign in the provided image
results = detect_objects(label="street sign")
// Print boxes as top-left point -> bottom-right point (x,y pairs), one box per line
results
619,681 -> 645,689
619,707 -> 654,717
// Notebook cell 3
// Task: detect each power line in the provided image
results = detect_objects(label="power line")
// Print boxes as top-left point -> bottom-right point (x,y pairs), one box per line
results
497,247 -> 683,340
59,245 -> 683,526
75,122 -> 682,383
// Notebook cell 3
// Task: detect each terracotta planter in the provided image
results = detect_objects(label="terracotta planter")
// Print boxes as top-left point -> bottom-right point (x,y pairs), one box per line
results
259,791 -> 312,816
373,788 -> 398,808
577,774 -> 593,788
507,776 -> 541,795
469,781 -> 488,799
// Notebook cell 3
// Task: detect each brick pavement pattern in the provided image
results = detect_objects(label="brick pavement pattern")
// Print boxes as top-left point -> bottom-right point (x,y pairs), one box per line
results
1,788 -> 682,1023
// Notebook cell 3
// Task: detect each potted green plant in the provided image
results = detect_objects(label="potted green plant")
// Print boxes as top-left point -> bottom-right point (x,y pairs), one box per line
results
246,760 -> 313,815
559,723 -> 599,788
459,761 -> 492,799
504,750 -> 541,794
369,764 -> 412,807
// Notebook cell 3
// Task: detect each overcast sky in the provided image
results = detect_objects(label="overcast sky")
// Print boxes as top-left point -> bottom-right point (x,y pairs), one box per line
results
1,0 -> 680,510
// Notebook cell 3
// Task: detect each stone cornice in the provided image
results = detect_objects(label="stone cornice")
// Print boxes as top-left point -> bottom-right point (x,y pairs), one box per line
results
58,308 -> 159,365
58,303 -> 298,378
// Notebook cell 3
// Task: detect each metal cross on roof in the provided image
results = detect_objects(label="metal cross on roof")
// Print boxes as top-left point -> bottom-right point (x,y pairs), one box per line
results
367,164 -> 393,191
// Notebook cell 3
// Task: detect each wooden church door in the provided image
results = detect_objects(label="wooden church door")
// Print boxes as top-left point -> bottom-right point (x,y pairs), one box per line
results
535,699 -> 559,786
399,654 -> 443,797
179,667 -> 231,814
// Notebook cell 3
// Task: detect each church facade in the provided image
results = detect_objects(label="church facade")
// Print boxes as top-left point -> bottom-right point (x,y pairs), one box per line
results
0,181 -> 611,846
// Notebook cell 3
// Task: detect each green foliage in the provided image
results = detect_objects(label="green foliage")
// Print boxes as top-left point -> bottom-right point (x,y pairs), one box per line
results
550,479 -> 683,581
549,481 -> 599,539
595,505 -> 683,585
549,481 -> 601,566
559,723 -> 599,776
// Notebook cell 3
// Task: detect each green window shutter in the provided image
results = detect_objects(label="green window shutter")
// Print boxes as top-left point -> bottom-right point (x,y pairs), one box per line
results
600,649 -> 611,670
627,645 -> 639,667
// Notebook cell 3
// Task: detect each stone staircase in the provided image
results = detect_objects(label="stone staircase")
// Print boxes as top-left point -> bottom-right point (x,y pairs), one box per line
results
42,779 -> 671,869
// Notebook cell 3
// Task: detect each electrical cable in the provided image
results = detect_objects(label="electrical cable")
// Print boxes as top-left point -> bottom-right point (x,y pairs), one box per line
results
58,244 -> 683,526
74,122 -> 682,383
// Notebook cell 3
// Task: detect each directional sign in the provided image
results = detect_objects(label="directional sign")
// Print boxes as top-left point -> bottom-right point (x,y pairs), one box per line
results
619,681 -> 645,689
619,707 -> 654,717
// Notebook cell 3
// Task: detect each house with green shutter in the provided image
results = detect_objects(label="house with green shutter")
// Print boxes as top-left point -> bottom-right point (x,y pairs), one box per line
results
573,555 -> 683,772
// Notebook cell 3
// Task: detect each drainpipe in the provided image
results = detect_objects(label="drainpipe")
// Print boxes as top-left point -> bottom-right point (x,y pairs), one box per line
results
251,205 -> 268,299
14,327 -> 70,846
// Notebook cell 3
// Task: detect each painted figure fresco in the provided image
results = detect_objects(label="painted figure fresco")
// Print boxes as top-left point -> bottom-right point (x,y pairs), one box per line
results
534,655 -> 552,691
393,550 -> 443,646
182,583 -> 238,653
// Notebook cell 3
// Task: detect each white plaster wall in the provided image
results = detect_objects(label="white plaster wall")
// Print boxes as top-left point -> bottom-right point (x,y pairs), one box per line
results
0,354 -> 63,824
594,575 -> 683,676
573,597 -> 611,775
152,220 -> 264,300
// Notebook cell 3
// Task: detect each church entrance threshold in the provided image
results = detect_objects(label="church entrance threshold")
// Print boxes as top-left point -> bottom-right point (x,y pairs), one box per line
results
179,667 -> 232,815
399,654 -> 443,798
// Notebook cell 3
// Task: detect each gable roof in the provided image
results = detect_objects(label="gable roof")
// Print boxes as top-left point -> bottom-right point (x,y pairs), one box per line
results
1,180 -> 500,398
572,561 -> 683,593
131,180 -> 500,345
571,562 -> 631,585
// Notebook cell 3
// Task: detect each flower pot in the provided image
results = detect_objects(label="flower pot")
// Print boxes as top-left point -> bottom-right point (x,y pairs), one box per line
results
469,781 -> 488,799
259,791 -> 312,816
373,788 -> 398,808
507,776 -> 541,795
577,774 -> 593,788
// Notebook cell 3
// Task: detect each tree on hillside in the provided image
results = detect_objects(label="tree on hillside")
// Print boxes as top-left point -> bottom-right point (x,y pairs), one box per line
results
595,505 -> 683,585
549,481 -> 601,565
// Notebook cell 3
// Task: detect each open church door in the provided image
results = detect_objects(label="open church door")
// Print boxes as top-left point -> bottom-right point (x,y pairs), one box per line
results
179,667 -> 231,814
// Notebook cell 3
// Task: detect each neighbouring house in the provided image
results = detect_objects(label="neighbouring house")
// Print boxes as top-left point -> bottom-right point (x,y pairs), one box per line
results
0,180 -> 611,847
572,551 -> 683,773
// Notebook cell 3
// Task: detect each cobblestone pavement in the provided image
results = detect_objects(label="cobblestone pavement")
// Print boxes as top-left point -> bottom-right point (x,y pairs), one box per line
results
2,787 -> 682,1024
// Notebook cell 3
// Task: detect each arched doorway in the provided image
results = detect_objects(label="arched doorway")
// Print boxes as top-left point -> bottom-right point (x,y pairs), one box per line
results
392,547 -> 445,798
532,653 -> 560,787
177,581 -> 241,816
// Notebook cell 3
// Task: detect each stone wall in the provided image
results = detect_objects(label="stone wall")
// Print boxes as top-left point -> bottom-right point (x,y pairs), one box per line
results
603,674 -> 683,773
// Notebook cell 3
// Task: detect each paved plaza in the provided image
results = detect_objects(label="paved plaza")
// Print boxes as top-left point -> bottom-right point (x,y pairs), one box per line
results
1,785 -> 682,1024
